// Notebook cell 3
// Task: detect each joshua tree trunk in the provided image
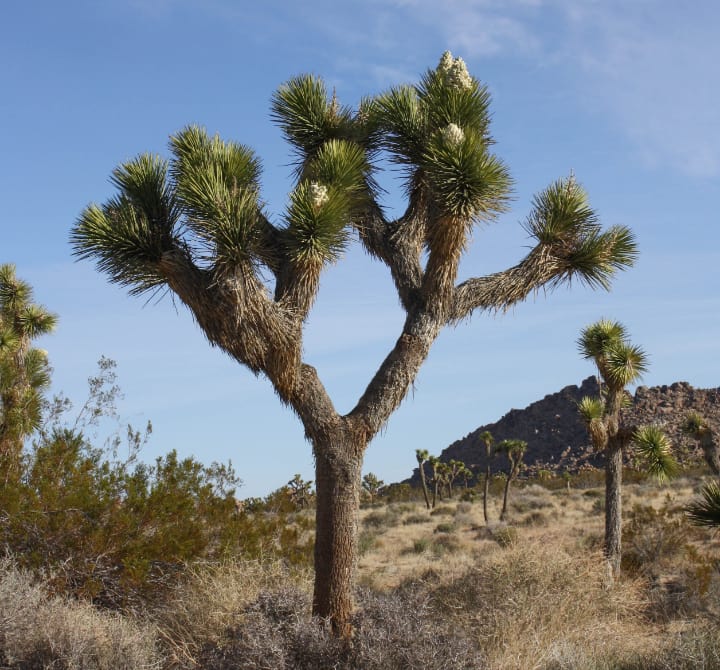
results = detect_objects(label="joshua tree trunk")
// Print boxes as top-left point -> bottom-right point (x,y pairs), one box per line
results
500,476 -> 512,521
313,435 -> 364,637
604,440 -> 623,578
418,462 -> 431,510
483,467 -> 491,524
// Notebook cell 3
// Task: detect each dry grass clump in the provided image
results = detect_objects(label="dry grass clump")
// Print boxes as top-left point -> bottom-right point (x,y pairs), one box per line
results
431,541 -> 648,669
152,558 -> 311,668
0,558 -> 159,669
198,584 -> 486,669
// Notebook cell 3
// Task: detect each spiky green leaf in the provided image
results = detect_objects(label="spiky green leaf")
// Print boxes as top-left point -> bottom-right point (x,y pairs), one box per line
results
681,411 -> 708,438
686,481 -> 720,527
603,340 -> 648,387
423,128 -> 511,221
525,177 -> 638,289
577,319 -> 627,361
283,182 -> 351,264
578,396 -> 604,422
632,425 -> 677,482
71,198 -> 170,296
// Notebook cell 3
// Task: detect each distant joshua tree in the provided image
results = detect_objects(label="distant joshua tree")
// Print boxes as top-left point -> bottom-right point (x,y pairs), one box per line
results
287,474 -> 313,510
361,472 -> 385,504
682,411 -> 719,476
479,431 -> 494,524
577,319 -> 677,577
496,439 -> 527,521
682,411 -> 720,528
415,449 -> 432,510
0,265 -> 56,482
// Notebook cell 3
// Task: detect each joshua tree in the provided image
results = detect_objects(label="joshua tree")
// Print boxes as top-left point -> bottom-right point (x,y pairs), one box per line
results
578,319 -> 677,577
0,265 -> 56,481
496,438 -> 527,521
443,459 -> 465,498
459,463 -> 473,490
682,411 -> 720,529
287,473 -> 313,510
479,430 -> 494,523
681,411 -> 719,476
361,472 -> 384,504
415,448 -> 432,510
428,455 -> 442,508
71,54 -> 637,635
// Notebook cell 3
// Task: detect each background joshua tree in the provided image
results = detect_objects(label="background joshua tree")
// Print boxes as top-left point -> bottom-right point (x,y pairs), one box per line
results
682,411 -> 719,476
428,455 -> 442,509
578,319 -> 677,577
0,264 -> 57,482
416,449 -> 432,510
72,54 -> 637,636
361,472 -> 384,504
682,411 -> 720,529
479,430 -> 494,523
287,474 -> 314,510
496,439 -> 527,521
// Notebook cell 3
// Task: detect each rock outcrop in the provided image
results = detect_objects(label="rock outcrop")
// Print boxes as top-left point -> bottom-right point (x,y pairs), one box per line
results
407,378 -> 720,483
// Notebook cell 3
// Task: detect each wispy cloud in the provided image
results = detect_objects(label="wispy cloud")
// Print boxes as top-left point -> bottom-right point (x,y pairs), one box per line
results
556,2 -> 720,178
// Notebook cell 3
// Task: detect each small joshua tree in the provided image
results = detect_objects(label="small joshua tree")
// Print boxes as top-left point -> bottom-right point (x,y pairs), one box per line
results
496,439 -> 527,521
682,411 -> 719,476
287,473 -> 314,510
682,411 -> 720,529
479,430 -> 494,523
0,265 -> 56,481
578,319 -> 677,577
427,455 -> 445,508
415,448 -> 432,510
361,472 -> 384,504
72,54 -> 637,635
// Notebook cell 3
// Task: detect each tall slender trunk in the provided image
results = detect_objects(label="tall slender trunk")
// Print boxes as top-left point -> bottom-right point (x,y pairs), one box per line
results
500,476 -> 512,521
312,436 -> 364,638
483,466 -> 490,524
418,463 -> 431,510
604,441 -> 623,578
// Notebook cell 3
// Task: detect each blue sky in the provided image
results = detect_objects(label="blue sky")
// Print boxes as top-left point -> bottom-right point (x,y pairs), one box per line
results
2,0 -> 718,497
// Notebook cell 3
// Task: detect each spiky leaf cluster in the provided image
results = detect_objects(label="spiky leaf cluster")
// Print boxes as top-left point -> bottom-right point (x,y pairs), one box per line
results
681,410 -> 708,438
632,425 -> 677,482
372,51 -> 511,223
170,126 -> 264,268
72,155 -> 180,295
525,177 -> 638,290
686,481 -> 720,527
578,319 -> 646,391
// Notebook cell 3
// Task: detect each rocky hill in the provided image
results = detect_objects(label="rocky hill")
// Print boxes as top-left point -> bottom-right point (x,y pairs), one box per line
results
407,378 -> 720,483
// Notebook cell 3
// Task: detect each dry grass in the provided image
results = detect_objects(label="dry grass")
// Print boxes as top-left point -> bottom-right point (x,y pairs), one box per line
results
2,476 -> 719,669
0,557 -> 159,669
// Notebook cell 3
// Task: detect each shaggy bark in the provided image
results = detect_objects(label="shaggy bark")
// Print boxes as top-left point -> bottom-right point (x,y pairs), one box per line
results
313,432 -> 364,637
604,440 -> 623,577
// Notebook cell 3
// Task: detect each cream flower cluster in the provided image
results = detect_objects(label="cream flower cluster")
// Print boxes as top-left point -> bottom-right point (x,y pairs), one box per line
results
437,51 -> 473,90
441,123 -> 465,147
309,182 -> 329,208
